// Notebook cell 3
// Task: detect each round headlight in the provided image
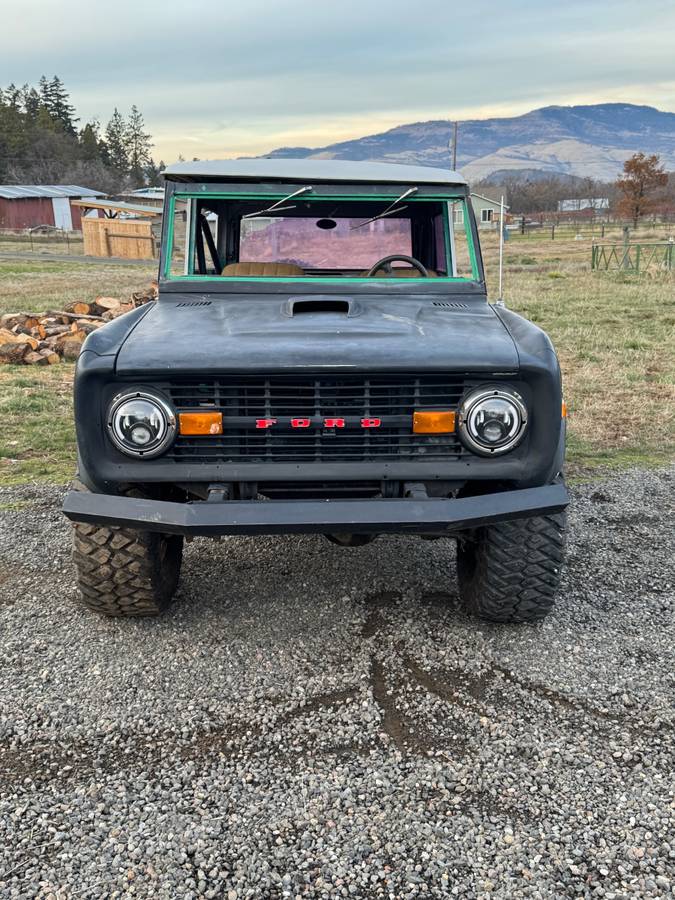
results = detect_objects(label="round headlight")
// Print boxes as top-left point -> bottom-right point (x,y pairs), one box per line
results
107,391 -> 176,458
459,388 -> 527,456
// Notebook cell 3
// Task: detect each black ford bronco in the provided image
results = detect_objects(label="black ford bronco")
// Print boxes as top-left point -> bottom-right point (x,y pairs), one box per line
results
63,159 -> 568,621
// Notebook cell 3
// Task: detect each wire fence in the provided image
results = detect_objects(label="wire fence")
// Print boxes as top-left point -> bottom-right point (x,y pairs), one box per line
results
591,241 -> 675,273
0,226 -> 84,255
505,221 -> 675,241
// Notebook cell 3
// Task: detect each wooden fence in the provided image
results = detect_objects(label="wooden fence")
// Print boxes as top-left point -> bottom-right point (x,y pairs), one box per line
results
82,218 -> 157,260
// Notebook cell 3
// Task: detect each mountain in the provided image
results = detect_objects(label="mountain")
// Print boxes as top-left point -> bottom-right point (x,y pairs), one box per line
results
263,104 -> 675,182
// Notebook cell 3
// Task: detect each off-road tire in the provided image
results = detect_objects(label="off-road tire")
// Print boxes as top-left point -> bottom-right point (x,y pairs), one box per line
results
70,484 -> 183,616
456,511 -> 566,623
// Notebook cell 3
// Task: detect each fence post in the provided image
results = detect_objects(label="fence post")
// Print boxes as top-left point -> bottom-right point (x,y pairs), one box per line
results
635,244 -> 641,273
622,226 -> 630,270
551,224 -> 555,240
591,243 -> 596,270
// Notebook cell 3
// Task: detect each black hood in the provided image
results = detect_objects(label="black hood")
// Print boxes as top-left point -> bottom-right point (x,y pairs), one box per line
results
114,293 -> 519,375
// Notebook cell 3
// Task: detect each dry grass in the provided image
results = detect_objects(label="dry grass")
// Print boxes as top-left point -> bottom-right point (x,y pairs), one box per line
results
0,234 -> 85,255
0,238 -> 673,485
482,231 -> 675,469
0,258 -> 155,315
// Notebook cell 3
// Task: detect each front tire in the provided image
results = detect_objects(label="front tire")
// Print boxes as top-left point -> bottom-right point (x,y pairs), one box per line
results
70,482 -> 183,617
456,510 -> 566,623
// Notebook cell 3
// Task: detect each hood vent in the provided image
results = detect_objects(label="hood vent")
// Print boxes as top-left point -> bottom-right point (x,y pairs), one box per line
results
432,301 -> 468,309
176,300 -> 212,308
285,296 -> 360,317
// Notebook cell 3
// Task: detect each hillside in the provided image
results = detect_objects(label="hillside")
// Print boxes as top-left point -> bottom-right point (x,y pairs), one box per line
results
264,104 -> 675,181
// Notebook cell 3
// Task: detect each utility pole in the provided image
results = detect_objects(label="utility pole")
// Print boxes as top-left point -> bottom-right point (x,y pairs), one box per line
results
450,121 -> 458,170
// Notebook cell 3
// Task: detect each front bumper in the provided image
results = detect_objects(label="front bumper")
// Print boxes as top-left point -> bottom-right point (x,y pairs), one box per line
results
63,483 -> 569,537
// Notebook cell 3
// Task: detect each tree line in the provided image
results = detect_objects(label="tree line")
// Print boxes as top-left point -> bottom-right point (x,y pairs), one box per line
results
475,153 -> 674,224
0,76 -> 164,192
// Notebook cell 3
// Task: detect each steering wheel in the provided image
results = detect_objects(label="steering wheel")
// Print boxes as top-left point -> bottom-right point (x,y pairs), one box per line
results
366,254 -> 429,277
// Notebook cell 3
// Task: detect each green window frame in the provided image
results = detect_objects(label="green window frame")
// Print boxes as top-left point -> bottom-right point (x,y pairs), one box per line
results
163,192 -> 479,283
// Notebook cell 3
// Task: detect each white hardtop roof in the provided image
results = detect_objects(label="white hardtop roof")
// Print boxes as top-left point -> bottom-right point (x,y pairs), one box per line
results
163,158 -> 467,187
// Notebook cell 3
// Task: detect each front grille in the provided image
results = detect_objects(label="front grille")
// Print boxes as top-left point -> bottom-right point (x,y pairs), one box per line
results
164,375 -> 467,463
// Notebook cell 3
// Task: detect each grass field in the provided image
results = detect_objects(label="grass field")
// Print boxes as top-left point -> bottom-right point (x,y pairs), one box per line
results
482,232 -> 675,470
0,239 -> 673,486
0,257 -> 154,315
0,234 -> 85,256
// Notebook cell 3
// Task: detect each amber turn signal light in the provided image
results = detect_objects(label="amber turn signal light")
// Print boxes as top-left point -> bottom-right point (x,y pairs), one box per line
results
178,412 -> 223,435
413,410 -> 456,434
562,400 -> 568,419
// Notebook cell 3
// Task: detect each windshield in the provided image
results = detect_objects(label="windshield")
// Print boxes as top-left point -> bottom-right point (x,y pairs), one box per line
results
165,192 -> 477,281
240,216 -> 412,269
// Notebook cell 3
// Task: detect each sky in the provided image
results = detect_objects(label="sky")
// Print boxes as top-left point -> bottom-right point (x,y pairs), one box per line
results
3,0 -> 675,163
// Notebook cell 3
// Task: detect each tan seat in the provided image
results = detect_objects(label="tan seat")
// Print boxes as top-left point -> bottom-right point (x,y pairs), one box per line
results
221,261 -> 305,277
362,267 -> 438,277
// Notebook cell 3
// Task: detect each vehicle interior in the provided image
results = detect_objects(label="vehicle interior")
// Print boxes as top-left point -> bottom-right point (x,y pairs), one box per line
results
167,192 -> 474,279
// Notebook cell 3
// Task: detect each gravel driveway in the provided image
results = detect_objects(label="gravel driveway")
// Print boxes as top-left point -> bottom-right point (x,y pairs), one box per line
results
0,467 -> 673,899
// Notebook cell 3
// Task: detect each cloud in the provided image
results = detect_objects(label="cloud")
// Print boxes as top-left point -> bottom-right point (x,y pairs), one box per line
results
3,0 -> 674,160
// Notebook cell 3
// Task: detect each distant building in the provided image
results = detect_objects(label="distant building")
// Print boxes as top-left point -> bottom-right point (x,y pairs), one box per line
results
451,193 -> 509,228
116,187 -> 165,210
0,184 -> 105,230
129,187 -> 164,200
558,198 -> 610,212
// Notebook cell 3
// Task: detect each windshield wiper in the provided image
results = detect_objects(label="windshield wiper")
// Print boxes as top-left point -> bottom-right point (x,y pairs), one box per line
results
242,185 -> 314,219
350,186 -> 418,229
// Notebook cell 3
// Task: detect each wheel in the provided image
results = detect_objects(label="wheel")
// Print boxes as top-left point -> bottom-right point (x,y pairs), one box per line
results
70,484 -> 183,617
456,510 -> 566,623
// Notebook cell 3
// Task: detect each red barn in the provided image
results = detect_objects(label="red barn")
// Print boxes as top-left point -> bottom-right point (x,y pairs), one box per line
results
0,184 -> 106,231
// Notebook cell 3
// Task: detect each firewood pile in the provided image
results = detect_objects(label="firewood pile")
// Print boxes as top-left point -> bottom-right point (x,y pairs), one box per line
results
0,282 -> 157,366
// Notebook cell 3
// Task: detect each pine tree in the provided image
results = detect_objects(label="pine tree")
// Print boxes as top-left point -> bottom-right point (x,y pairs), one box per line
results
5,83 -> 22,109
0,77 -> 155,190
38,76 -> 53,114
21,86 -> 41,122
0,93 -> 29,179
144,158 -> 165,187
37,75 -> 58,131
79,121 -> 102,161
125,105 -> 153,186
40,76 -> 78,135
105,108 -> 129,176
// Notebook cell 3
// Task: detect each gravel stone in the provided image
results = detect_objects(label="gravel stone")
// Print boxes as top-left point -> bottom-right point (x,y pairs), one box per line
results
0,465 -> 673,898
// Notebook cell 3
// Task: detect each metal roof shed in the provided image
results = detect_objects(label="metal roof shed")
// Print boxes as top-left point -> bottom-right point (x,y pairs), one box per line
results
0,184 -> 106,231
